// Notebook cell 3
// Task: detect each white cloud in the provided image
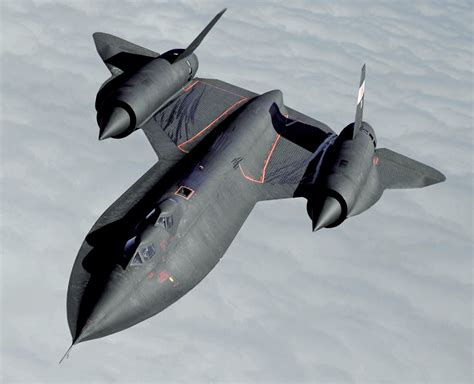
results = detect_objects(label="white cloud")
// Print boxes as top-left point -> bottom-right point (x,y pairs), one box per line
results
1,0 -> 472,383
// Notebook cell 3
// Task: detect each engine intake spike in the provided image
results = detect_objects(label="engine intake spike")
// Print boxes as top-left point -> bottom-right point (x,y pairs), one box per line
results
99,106 -> 130,140
312,196 -> 341,231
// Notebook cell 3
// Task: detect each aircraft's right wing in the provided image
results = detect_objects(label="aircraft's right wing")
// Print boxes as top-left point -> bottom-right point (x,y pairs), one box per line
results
376,148 -> 446,189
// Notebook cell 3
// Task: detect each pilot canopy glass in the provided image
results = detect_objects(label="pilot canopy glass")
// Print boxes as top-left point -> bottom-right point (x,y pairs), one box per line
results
128,198 -> 179,267
130,243 -> 156,266
154,198 -> 178,230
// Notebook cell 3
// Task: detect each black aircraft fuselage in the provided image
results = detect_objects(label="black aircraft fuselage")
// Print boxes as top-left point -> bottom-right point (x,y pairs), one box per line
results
69,90 -> 286,343
64,10 -> 445,357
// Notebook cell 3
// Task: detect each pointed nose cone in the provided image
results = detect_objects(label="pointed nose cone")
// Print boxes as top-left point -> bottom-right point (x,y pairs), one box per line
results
98,107 -> 130,140
73,279 -> 140,344
312,196 -> 342,231
74,298 -> 131,344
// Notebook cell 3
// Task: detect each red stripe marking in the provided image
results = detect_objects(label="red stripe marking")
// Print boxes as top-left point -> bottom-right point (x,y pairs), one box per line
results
238,113 -> 287,183
199,80 -> 247,98
178,97 -> 248,153
183,80 -> 199,92
159,239 -> 167,251
159,271 -> 170,283
239,134 -> 281,184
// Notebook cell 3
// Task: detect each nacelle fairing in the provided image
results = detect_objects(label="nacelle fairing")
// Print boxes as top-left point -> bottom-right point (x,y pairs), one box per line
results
92,8 -> 227,142
96,53 -> 198,140
307,121 -> 383,230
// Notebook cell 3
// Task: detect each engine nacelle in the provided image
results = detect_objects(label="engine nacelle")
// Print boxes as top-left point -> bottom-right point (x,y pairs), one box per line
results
96,51 -> 198,139
307,122 -> 382,230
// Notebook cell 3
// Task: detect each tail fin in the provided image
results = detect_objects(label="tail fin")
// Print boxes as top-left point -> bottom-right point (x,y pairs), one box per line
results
353,64 -> 366,138
175,9 -> 227,62
376,148 -> 446,189
93,32 -> 159,73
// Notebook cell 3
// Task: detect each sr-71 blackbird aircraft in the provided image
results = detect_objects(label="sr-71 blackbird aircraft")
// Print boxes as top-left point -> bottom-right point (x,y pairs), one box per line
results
63,9 -> 445,360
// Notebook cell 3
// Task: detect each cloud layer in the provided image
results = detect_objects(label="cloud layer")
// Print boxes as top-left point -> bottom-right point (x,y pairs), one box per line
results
1,0 -> 472,382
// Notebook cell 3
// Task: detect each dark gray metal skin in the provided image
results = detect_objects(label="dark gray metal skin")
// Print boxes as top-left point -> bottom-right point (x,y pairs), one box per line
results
94,9 -> 227,141
307,121 -> 382,229
305,64 -> 380,229
303,64 -> 444,231
97,52 -> 199,139
70,90 -> 286,343
67,17 -> 446,351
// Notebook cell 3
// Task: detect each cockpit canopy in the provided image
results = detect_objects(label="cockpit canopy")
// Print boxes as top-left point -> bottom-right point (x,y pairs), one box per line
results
126,197 -> 180,267
157,215 -> 173,229
154,198 -> 178,230
130,243 -> 156,266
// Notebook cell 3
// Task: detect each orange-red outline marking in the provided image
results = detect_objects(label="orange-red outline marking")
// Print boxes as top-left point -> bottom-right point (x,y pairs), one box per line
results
182,82 -> 287,184
200,80 -> 248,98
177,97 -> 248,153
239,134 -> 281,184
184,79 -> 247,99
183,80 -> 199,92
238,113 -> 287,184
174,185 -> 195,200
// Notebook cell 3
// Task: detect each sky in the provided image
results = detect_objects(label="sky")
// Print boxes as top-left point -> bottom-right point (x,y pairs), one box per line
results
0,0 -> 472,383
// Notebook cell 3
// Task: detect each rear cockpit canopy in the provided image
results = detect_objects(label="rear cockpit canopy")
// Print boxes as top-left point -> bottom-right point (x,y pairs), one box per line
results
154,198 -> 179,231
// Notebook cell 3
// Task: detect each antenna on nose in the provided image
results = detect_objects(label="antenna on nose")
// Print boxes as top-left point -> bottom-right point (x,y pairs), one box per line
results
59,343 -> 75,364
